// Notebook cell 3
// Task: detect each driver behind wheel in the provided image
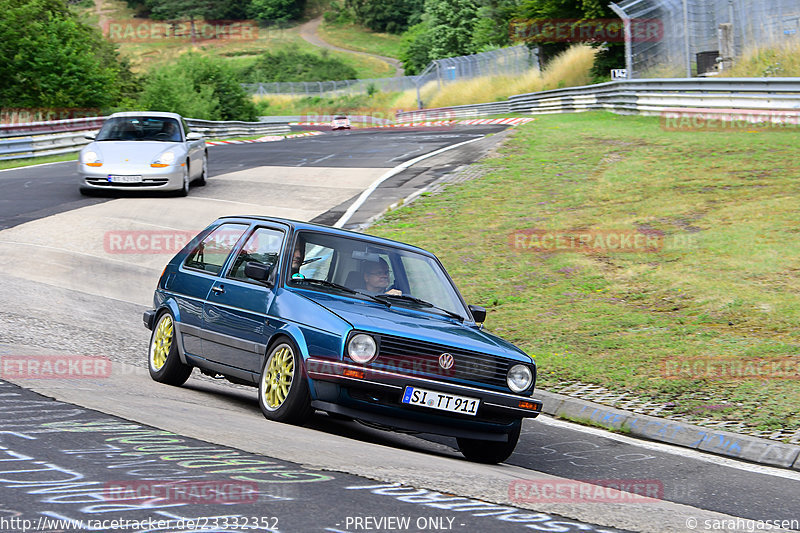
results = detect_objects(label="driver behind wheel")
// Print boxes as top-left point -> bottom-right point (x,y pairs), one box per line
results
362,258 -> 401,296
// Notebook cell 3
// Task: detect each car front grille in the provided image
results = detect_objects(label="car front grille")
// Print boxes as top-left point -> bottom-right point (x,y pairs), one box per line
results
372,334 -> 515,390
84,177 -> 170,187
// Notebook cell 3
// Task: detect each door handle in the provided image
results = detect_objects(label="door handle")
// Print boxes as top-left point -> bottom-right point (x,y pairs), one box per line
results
211,285 -> 225,294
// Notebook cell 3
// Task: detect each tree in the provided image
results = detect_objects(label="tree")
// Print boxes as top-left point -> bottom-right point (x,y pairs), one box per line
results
0,0 -> 134,109
248,0 -> 306,23
345,0 -> 424,34
425,0 -> 479,59
515,0 -> 624,76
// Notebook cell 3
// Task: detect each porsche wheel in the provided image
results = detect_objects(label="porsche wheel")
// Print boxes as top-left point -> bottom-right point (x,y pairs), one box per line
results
176,164 -> 190,197
148,311 -> 192,385
196,153 -> 208,186
457,424 -> 521,464
258,339 -> 312,424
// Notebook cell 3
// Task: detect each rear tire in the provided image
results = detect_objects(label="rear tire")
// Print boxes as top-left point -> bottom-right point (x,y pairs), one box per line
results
148,311 -> 192,386
457,423 -> 521,464
258,339 -> 312,424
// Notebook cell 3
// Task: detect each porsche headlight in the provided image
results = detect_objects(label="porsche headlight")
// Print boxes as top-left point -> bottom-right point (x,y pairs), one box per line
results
507,364 -> 533,393
347,334 -> 377,364
83,151 -> 102,167
151,150 -> 176,167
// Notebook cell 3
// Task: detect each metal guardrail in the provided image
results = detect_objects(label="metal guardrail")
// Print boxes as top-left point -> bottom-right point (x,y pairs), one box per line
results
508,78 -> 800,115
0,117 -> 291,161
391,78 -> 800,122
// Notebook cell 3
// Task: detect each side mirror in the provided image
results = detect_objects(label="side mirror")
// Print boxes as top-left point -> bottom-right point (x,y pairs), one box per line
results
186,132 -> 203,141
245,262 -> 273,286
84,133 -> 96,141
468,305 -> 486,324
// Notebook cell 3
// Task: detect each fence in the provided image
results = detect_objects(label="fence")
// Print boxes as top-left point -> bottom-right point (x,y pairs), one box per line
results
0,117 -> 290,161
612,0 -> 800,78
243,45 -> 540,97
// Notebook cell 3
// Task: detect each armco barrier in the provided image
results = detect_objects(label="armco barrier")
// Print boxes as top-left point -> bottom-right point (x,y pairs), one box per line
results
393,78 -> 800,122
508,78 -> 800,115
0,117 -> 291,161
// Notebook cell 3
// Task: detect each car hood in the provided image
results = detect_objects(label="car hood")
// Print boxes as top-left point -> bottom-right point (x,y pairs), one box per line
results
295,290 -> 531,363
87,141 -> 182,164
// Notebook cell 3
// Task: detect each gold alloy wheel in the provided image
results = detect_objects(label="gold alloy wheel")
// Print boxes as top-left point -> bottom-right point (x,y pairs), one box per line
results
262,345 -> 295,411
150,314 -> 173,371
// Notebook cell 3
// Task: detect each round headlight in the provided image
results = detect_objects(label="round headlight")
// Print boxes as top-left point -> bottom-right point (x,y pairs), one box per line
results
84,151 -> 98,164
347,334 -> 377,364
159,151 -> 176,164
507,364 -> 533,393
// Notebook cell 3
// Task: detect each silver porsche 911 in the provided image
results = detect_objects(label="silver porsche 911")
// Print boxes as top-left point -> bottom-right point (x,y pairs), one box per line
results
78,112 -> 207,196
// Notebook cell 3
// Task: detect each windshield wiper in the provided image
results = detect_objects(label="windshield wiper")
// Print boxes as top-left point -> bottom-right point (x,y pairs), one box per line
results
292,278 -> 390,306
372,294 -> 464,321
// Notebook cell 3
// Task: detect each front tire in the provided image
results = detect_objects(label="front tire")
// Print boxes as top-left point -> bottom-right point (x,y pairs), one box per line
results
148,311 -> 192,385
195,153 -> 208,186
258,339 -> 312,424
457,423 -> 521,464
176,164 -> 190,197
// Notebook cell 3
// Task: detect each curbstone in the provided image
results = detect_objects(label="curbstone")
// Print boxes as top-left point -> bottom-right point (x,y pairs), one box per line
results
535,390 -> 800,470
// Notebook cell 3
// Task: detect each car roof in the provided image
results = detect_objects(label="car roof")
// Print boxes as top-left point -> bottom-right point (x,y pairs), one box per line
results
217,216 -> 431,255
107,111 -> 184,120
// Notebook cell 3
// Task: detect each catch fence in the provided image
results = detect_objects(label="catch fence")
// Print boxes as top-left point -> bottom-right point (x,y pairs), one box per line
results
243,45 -> 540,97
612,0 -> 800,78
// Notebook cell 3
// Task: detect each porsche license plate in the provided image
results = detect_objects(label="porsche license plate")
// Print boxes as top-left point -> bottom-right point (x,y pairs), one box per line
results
401,386 -> 479,416
109,175 -> 142,183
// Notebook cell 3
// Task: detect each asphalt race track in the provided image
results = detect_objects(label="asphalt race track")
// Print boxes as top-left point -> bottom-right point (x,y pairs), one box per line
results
0,126 -> 798,533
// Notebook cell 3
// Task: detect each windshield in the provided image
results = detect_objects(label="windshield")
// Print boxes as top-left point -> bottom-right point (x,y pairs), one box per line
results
96,116 -> 182,142
286,231 -> 469,320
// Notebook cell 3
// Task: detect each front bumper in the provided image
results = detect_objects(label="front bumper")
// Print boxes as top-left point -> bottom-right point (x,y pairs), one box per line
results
306,358 -> 541,440
80,163 -> 184,191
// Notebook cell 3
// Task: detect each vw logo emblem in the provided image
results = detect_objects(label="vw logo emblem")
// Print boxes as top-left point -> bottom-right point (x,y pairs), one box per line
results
438,353 -> 455,370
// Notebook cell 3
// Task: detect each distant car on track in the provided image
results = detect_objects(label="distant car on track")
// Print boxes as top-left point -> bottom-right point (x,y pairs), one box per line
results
78,111 -> 207,196
144,217 -> 543,463
331,115 -> 351,130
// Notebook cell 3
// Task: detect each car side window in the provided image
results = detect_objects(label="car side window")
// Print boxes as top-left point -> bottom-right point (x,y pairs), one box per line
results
228,227 -> 284,281
184,223 -> 248,275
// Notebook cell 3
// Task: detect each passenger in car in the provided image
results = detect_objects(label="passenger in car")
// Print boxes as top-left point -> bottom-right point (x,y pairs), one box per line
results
363,258 -> 401,296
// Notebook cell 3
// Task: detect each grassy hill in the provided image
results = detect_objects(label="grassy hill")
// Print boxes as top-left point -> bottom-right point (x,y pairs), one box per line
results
79,0 -> 395,79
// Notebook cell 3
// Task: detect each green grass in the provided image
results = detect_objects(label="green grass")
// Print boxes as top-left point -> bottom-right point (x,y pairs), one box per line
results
368,111 -> 800,434
317,21 -> 405,60
0,153 -> 77,170
78,0 -> 393,79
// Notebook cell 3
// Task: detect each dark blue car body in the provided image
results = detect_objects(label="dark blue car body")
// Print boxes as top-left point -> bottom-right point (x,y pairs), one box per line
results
144,216 -> 542,463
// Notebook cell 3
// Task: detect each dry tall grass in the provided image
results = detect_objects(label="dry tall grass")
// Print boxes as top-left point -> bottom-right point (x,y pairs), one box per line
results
426,45 -> 597,108
720,38 -> 800,77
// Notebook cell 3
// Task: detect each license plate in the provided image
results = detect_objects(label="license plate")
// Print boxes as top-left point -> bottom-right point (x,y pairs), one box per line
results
401,386 -> 480,416
109,175 -> 142,183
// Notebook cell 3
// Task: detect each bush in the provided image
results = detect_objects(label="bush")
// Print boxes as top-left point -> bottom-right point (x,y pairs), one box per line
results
239,47 -> 358,83
0,0 -> 135,109
139,54 -> 257,121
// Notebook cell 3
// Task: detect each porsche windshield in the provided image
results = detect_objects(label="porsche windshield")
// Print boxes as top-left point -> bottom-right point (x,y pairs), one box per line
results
96,116 -> 182,142
286,232 -> 469,320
